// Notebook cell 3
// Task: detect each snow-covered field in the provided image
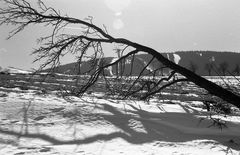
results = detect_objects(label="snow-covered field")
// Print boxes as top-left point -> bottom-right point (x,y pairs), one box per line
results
0,74 -> 240,155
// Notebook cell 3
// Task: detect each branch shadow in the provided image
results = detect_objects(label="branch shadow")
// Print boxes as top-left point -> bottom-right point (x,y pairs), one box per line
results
0,101 -> 239,151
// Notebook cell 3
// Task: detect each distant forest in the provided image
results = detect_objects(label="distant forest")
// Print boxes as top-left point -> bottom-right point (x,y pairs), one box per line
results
47,51 -> 240,76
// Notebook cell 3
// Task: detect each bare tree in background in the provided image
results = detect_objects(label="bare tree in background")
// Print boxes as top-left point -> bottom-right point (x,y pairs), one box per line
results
204,63 -> 213,76
0,0 -> 239,108
188,61 -> 198,73
232,64 -> 240,76
219,61 -> 229,76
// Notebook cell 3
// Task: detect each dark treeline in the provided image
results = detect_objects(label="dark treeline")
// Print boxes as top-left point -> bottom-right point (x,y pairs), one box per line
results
46,51 -> 240,76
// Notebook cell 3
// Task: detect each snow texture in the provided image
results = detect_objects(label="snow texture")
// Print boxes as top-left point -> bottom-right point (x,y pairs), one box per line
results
0,77 -> 240,155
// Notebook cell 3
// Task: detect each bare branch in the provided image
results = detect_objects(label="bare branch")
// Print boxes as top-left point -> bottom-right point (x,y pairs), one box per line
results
0,0 -> 239,107
140,78 -> 189,100
125,56 -> 155,95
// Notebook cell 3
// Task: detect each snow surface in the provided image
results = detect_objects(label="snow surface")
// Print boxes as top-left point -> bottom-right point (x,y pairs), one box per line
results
173,54 -> 181,64
1,67 -> 32,74
0,86 -> 240,155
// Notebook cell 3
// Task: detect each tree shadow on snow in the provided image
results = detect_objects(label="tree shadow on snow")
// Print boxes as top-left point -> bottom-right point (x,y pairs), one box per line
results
0,101 -> 239,151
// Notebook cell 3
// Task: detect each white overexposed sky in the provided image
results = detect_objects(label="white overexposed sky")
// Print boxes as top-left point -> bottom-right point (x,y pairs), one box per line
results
1,0 -> 240,69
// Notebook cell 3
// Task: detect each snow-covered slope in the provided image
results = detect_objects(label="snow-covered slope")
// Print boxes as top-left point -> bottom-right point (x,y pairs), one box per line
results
0,66 -> 32,74
0,85 -> 240,155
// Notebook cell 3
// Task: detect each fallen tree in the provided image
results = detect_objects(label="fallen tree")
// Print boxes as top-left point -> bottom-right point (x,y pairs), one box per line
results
0,0 -> 239,108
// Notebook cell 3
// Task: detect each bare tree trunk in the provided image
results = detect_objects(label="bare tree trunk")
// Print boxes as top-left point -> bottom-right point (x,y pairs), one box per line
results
150,50 -> 240,108
115,39 -> 240,108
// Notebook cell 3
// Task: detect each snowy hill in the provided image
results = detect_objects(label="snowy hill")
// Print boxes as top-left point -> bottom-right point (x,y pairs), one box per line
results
0,66 -> 32,74
45,51 -> 240,76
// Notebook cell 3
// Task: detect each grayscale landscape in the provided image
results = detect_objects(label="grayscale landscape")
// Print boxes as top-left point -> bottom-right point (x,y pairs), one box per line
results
0,0 -> 240,154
